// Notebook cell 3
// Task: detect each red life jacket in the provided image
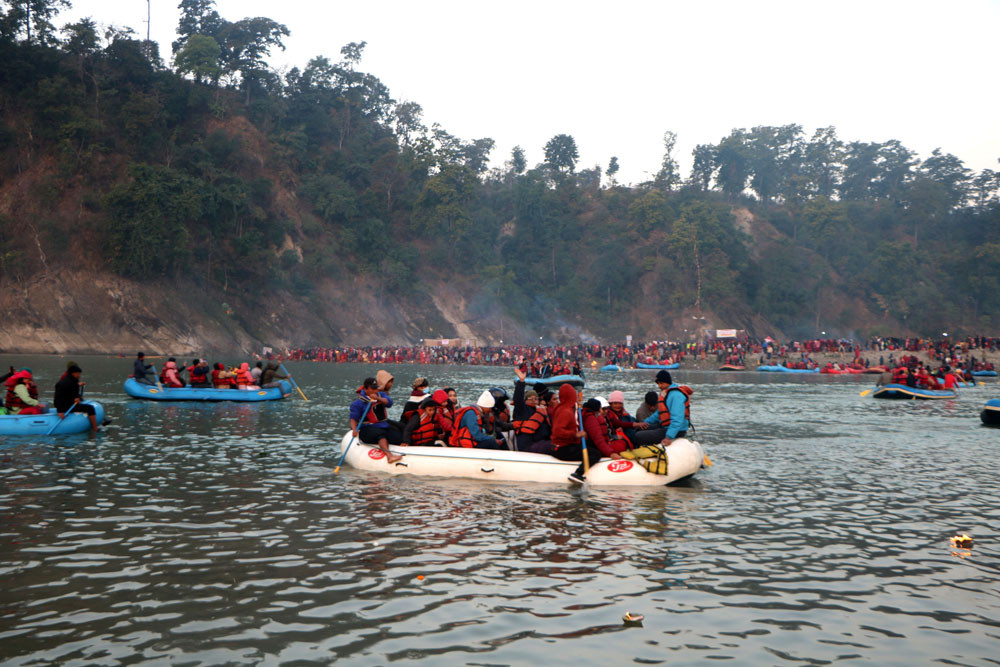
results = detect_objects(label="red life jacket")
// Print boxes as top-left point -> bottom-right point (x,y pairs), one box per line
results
657,385 -> 693,430
5,382 -> 28,411
409,413 -> 440,446
513,410 -> 547,435
450,406 -> 481,448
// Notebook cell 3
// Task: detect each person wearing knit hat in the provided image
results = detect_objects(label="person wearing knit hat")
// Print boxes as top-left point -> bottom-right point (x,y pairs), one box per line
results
512,366 -> 554,454
431,388 -> 456,440
605,389 -> 646,444
449,390 -> 505,449
400,377 -> 431,424
630,370 -> 692,448
376,370 -> 394,391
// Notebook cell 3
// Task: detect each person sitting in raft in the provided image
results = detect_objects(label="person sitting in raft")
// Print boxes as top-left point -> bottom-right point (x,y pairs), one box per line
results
258,362 -> 288,388
485,387 -> 513,443
635,391 -> 658,422
133,352 -> 155,385
401,377 -> 430,424
351,377 -> 403,463
582,397 -> 628,461
211,363 -> 237,388
251,361 -> 263,385
550,385 -> 605,484
402,395 -> 445,447
450,390 -> 506,449
160,359 -> 184,388
235,362 -> 260,390
941,366 -> 961,390
605,390 -> 645,443
189,360 -> 211,387
513,367 -> 554,454
0,366 -> 15,385
430,389 -> 455,440
4,369 -> 45,415
630,370 -> 692,448
54,364 -> 102,432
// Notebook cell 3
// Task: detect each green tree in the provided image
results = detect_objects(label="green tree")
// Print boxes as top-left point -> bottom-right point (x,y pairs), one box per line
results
508,145 -> 526,175
606,156 -> 619,187
655,130 -> 680,190
543,133 -> 578,173
218,16 -> 289,101
174,33 -> 221,83
1,0 -> 69,44
688,144 -> 715,191
172,0 -> 224,55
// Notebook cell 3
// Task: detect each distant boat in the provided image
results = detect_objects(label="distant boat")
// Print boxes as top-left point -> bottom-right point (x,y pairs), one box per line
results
521,375 -> 585,389
600,364 -> 622,372
972,370 -> 998,377
124,378 -> 292,402
757,365 -> 819,374
870,383 -> 958,400
981,399 -> 1000,425
0,402 -> 105,436
635,362 -> 679,370
718,364 -> 745,371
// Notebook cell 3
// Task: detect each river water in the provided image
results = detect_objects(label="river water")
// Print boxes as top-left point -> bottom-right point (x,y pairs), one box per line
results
1,355 -> 998,665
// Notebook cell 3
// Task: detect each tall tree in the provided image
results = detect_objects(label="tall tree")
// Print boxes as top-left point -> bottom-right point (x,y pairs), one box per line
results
688,144 -> 715,191
218,16 -> 289,101
2,0 -> 69,44
543,133 -> 578,173
606,156 -> 619,187
172,0 -> 224,55
508,145 -> 526,176
655,130 -> 680,190
174,32 -> 221,84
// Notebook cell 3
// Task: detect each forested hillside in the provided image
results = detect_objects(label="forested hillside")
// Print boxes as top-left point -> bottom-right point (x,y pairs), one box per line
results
1,0 -> 999,353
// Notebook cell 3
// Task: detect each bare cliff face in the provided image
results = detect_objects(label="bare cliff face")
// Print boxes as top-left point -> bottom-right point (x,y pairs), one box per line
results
0,272 -> 543,355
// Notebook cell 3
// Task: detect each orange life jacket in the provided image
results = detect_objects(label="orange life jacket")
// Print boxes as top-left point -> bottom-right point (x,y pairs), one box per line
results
657,385 -> 693,430
450,406 -> 481,448
513,410 -> 547,435
409,413 -> 440,446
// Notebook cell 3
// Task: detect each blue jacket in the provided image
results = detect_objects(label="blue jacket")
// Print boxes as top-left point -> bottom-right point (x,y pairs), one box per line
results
642,384 -> 689,439
459,407 -> 498,446
350,392 -> 393,428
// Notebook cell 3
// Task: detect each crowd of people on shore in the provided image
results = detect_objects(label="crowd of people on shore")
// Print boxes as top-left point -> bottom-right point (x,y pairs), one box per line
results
130,353 -> 289,391
347,366 -> 693,484
274,335 -> 1000,371
1,363 -> 108,432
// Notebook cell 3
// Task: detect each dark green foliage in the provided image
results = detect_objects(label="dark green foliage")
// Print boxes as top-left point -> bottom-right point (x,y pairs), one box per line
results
1,17 -> 999,340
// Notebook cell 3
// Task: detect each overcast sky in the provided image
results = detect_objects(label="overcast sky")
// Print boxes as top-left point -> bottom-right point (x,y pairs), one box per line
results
63,0 -> 1000,185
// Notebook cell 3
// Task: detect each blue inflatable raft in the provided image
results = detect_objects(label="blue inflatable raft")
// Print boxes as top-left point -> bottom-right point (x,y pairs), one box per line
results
981,399 -> 1000,425
124,378 -> 292,402
600,364 -> 622,372
972,370 -> 998,377
635,362 -> 679,370
871,383 -> 958,400
0,402 -> 106,436
757,365 -> 819,374
519,375 -> 586,389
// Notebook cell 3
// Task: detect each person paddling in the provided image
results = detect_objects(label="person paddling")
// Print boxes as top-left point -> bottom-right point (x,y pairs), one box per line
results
54,364 -> 103,432
350,377 -> 403,463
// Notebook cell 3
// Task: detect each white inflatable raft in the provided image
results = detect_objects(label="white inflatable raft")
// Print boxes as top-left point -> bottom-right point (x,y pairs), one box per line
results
338,433 -> 706,486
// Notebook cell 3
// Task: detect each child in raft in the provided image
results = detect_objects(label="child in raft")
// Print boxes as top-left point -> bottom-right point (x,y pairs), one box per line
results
350,377 -> 403,464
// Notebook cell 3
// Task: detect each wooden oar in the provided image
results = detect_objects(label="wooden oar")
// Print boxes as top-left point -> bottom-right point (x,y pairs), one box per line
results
279,363 -> 308,401
335,399 -> 373,473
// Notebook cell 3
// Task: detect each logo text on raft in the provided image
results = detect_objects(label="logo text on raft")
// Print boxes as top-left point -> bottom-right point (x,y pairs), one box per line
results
608,460 -> 633,473
368,449 -> 385,460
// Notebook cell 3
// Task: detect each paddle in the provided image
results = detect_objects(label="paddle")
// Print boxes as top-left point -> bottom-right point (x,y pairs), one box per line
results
150,364 -> 163,391
46,394 -> 80,435
279,363 -> 309,401
335,398 -> 373,473
860,389 -> 872,397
